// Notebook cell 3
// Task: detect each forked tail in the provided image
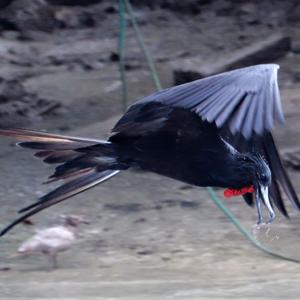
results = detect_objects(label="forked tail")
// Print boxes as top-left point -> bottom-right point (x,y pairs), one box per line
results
0,128 -> 123,235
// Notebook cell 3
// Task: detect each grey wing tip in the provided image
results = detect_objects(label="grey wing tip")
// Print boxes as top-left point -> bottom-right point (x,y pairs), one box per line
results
241,130 -> 252,140
268,63 -> 280,70
243,64 -> 280,75
278,114 -> 285,125
258,63 -> 279,70
253,64 -> 280,74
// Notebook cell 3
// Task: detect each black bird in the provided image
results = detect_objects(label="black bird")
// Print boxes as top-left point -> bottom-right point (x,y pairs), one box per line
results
0,64 -> 299,235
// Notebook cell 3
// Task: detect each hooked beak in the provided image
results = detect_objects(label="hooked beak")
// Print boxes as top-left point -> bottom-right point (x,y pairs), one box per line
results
255,184 -> 275,224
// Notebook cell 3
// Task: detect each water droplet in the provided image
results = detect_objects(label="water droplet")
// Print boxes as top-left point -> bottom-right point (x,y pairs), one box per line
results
251,222 -> 279,243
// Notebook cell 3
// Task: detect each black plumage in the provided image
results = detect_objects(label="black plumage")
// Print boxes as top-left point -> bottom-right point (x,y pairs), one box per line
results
0,64 -> 299,235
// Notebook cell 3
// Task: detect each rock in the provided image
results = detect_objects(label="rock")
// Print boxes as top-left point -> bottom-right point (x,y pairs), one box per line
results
291,40 -> 300,54
173,34 -> 291,84
0,30 -> 22,40
109,52 -> 119,62
79,11 -> 96,27
46,0 -> 102,6
136,249 -> 154,256
104,203 -> 143,213
239,2 -> 256,15
124,61 -> 142,71
293,72 -> 300,83
287,3 -> 300,23
197,0 -> 214,4
160,0 -> 201,15
54,8 -> 95,28
0,0 -> 15,10
0,78 -> 60,126
235,3 -> 260,25
215,0 -> 233,17
282,148 -> 300,170
104,5 -> 117,14
129,0 -> 157,9
0,17 -> 18,31
0,79 -> 25,101
1,0 -> 57,32
264,10 -> 286,27
180,200 -> 199,209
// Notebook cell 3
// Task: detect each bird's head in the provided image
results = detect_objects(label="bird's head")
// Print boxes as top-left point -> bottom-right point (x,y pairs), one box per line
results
60,215 -> 90,227
225,152 -> 275,224
247,152 -> 274,224
248,152 -> 271,187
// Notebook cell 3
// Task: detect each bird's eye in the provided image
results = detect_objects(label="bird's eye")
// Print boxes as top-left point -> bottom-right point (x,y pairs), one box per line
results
261,174 -> 267,180
259,173 -> 270,184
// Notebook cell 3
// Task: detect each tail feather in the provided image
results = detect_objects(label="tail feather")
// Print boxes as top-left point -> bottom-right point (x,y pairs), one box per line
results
19,169 -> 119,213
0,128 -> 124,236
0,170 -> 120,236
0,128 -> 108,152
18,141 -> 86,151
49,154 -> 118,182
44,167 -> 94,184
41,150 -> 79,164
34,150 -> 79,164
0,128 -> 106,144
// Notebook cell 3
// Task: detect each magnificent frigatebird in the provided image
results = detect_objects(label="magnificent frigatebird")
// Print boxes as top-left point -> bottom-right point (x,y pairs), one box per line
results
0,64 -> 299,235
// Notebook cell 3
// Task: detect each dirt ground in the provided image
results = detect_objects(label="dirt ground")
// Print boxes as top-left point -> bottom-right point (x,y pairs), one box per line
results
0,1 -> 300,299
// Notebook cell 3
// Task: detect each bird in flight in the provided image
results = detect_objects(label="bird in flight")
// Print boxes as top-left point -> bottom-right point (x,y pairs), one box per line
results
0,64 -> 299,235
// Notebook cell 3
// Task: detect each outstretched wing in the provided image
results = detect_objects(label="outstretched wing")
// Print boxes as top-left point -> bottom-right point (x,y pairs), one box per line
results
113,64 -> 299,216
115,64 -> 284,138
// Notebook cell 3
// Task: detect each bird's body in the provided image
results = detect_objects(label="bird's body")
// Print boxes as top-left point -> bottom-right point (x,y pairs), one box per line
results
112,106 -> 251,189
17,215 -> 87,268
0,64 -> 299,235
18,226 -> 76,255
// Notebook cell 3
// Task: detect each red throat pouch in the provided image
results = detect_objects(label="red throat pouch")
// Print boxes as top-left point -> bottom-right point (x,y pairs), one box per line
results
224,185 -> 254,198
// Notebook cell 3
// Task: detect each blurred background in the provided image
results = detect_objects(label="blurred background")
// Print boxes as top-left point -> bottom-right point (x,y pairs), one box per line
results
0,0 -> 300,299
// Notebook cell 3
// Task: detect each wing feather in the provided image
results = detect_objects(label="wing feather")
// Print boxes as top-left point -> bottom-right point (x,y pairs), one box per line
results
264,80 -> 273,131
228,93 -> 251,134
216,91 -> 246,128
123,64 -> 283,139
204,86 -> 237,122
241,93 -> 259,139
263,134 -> 300,210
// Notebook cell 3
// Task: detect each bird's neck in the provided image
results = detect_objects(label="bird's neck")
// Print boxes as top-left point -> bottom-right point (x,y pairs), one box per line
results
222,153 -> 254,189
64,224 -> 79,234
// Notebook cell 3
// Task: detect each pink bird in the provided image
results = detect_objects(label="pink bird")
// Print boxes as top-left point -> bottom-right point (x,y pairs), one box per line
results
17,215 -> 89,269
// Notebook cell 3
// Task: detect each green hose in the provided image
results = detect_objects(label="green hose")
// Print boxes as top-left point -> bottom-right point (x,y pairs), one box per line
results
118,0 -> 128,112
124,0 -> 162,91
